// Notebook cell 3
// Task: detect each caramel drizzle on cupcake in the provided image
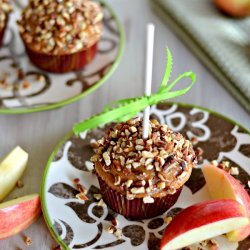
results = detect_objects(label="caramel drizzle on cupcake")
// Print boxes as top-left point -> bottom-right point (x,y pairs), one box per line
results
0,0 -> 12,30
91,118 -> 197,203
17,0 -> 103,54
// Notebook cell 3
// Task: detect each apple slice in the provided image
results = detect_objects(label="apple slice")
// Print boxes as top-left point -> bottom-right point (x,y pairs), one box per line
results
0,146 -> 28,201
213,0 -> 250,17
0,194 -> 41,239
160,199 -> 249,250
202,164 -> 250,241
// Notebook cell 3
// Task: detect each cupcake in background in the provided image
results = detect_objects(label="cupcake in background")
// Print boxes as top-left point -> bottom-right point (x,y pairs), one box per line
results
17,0 -> 103,73
0,0 -> 12,48
91,117 -> 197,219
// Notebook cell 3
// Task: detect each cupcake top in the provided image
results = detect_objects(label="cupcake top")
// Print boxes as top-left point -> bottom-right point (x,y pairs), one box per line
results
0,0 -> 12,30
17,0 -> 103,55
91,118 -> 197,203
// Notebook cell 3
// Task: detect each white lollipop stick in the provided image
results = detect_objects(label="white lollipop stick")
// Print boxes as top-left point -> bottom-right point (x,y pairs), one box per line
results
142,23 -> 155,139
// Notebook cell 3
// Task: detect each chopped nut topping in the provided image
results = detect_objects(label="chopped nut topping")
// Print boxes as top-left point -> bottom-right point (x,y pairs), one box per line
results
92,117 -> 196,200
103,152 -> 111,166
130,126 -> 137,133
135,145 -> 144,151
126,193 -> 135,200
130,187 -> 145,194
142,151 -> 154,158
17,0 -> 103,54
146,164 -> 154,170
132,162 -> 140,169
126,179 -> 133,188
143,196 -> 154,203
157,181 -> 166,189
114,176 -> 121,186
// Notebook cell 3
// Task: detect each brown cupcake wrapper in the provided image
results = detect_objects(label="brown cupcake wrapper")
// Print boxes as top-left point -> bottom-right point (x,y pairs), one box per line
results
0,28 -> 4,48
0,18 -> 8,48
24,42 -> 98,73
97,175 -> 182,220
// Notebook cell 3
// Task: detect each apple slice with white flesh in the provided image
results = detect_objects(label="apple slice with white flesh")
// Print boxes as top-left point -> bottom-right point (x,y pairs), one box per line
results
160,199 -> 249,250
0,194 -> 41,239
202,164 -> 250,241
0,146 -> 28,201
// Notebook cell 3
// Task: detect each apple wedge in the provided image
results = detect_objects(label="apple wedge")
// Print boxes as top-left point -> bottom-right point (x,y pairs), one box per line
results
0,194 -> 41,239
202,164 -> 250,241
160,199 -> 249,250
213,0 -> 250,17
0,146 -> 28,201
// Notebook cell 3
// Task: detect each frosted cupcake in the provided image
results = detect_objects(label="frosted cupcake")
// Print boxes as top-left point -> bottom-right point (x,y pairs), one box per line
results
17,0 -> 103,73
91,117 -> 197,219
0,0 -> 12,48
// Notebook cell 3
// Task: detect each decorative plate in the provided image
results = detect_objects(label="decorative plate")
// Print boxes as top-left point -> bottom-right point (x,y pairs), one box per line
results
0,0 -> 124,114
41,103 -> 250,250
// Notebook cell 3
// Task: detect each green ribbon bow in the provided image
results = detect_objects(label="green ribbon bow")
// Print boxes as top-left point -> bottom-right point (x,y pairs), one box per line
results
73,48 -> 196,135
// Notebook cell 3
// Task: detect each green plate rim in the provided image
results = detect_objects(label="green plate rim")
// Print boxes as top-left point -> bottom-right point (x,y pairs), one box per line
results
0,0 -> 125,115
40,102 -> 250,250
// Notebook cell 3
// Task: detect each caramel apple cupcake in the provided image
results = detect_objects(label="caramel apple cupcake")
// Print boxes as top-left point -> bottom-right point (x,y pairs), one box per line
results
91,117 -> 197,219
0,0 -> 12,48
17,0 -> 103,73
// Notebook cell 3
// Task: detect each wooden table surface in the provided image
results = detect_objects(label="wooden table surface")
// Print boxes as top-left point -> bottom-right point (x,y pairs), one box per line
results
0,0 -> 249,249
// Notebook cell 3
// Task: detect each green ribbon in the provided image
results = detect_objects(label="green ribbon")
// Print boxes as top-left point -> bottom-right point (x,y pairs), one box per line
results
73,48 -> 196,135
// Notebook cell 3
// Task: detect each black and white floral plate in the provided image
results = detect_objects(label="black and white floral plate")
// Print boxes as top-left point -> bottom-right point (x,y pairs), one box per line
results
41,103 -> 250,250
0,0 -> 124,114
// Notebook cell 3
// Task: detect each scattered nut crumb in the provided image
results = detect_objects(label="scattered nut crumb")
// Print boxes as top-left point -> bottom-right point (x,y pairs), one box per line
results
97,199 -> 107,207
190,137 -> 198,145
22,80 -> 31,89
76,193 -> 89,201
230,167 -> 239,176
93,193 -> 102,201
211,160 -> 218,166
164,216 -> 172,224
24,235 -> 32,246
106,225 -> 116,234
16,180 -> 24,188
72,178 -> 80,184
111,217 -> 119,226
114,228 -> 122,239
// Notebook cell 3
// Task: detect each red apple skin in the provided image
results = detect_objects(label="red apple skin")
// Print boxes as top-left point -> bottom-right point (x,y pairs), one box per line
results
0,194 -> 41,239
203,164 -> 250,241
213,0 -> 250,17
160,199 -> 248,249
